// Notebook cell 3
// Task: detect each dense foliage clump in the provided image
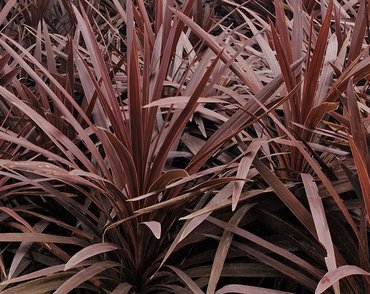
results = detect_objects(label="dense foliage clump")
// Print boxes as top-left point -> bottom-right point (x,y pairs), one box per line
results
0,0 -> 369,293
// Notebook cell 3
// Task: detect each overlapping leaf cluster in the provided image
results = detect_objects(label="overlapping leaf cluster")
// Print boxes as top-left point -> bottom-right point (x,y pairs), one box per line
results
0,0 -> 369,293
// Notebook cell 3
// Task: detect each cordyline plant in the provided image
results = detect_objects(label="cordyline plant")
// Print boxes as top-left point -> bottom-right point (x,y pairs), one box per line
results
0,0 -> 369,293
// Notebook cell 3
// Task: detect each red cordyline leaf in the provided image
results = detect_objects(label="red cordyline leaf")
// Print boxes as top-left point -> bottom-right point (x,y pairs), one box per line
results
347,0 -> 367,63
73,48 -> 116,130
0,255 -> 6,280
148,169 -> 189,193
126,0 -> 145,182
274,0 -> 293,64
291,0 -> 304,62
64,243 -> 119,270
140,221 -> 161,239
215,284 -> 293,294
315,33 -> 338,104
233,139 -> 266,211
42,20 -> 57,75
0,233 -> 87,247
301,0 -> 333,120
304,102 -> 338,130
0,0 -> 17,26
301,173 -> 339,294
111,283 -> 133,294
94,128 -> 126,191
112,0 -> 127,23
141,25 -> 152,115
167,265 -> 203,294
136,0 -> 155,45
54,261 -> 119,294
270,18 -> 299,124
0,54 -> 10,71
0,273 -> 72,294
0,207 -> 33,231
0,265 -> 65,286
207,205 -> 253,294
64,37 -> 74,98
0,67 -> 21,86
315,265 -> 370,294
100,129 -> 140,198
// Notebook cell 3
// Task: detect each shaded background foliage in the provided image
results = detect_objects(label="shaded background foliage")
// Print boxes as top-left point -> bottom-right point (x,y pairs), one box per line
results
0,0 -> 369,293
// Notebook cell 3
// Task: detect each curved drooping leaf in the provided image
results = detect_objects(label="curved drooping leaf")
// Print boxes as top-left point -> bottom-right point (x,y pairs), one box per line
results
167,265 -> 204,294
315,265 -> 370,294
64,243 -> 119,270
140,221 -> 161,239
55,261 -> 120,294
0,273 -> 73,294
